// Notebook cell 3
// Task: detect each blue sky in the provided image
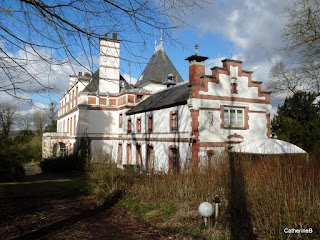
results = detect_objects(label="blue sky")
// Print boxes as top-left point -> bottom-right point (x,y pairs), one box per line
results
1,0 -> 294,116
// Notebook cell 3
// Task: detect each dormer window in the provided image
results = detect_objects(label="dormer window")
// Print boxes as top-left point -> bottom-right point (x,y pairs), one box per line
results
167,73 -> 175,82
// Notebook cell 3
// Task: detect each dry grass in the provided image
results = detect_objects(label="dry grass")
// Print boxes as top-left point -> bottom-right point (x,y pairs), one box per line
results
87,153 -> 320,239
126,154 -> 320,239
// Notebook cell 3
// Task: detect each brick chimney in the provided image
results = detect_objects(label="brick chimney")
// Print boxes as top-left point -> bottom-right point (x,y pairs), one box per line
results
185,44 -> 208,84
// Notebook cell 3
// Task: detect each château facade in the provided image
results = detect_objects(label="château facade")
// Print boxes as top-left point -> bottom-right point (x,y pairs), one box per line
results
42,34 -> 272,173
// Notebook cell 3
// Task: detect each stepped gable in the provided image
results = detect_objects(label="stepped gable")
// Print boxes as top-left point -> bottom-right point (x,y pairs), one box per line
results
126,82 -> 189,115
135,46 -> 183,87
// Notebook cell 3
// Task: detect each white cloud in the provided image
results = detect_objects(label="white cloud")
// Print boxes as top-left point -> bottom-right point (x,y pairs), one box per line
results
196,0 -> 293,93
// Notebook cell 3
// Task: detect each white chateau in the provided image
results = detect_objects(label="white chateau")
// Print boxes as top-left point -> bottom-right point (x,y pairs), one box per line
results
42,33 -> 272,173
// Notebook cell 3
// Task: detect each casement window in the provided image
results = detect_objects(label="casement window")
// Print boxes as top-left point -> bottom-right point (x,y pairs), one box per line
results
147,115 -> 153,133
119,113 -> 123,128
170,111 -> 178,132
136,117 -> 141,133
169,147 -> 179,174
224,108 -> 244,128
127,144 -> 132,164
118,143 -> 122,165
136,144 -> 141,165
127,118 -> 132,133
147,145 -> 154,172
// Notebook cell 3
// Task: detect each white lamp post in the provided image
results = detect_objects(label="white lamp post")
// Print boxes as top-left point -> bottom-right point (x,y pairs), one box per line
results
199,202 -> 213,227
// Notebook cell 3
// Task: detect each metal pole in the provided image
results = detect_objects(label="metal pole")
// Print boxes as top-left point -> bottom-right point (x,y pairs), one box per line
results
214,195 -> 220,224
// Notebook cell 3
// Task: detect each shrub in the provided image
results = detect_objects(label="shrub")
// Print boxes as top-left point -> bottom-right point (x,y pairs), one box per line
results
86,154 -> 137,203
0,158 -> 25,182
40,154 -> 87,173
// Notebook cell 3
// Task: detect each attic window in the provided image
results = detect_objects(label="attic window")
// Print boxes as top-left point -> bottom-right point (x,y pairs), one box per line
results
167,74 -> 175,82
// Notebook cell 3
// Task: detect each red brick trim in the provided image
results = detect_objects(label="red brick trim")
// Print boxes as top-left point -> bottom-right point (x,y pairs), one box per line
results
199,107 -> 221,111
87,106 -> 134,111
99,38 -> 120,43
99,77 -> 120,81
248,110 -> 267,114
244,107 -> 249,129
100,44 -> 120,49
227,133 -> 244,140
88,97 -> 96,104
266,113 -> 271,138
99,54 -> 120,58
99,98 -> 106,105
100,65 -> 120,69
168,145 -> 180,174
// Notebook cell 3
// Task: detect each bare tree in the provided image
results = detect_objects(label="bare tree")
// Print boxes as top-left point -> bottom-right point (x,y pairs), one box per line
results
0,102 -> 18,138
267,60 -> 320,97
0,0 -> 202,101
268,0 -> 320,97
33,110 -> 46,135
282,0 -> 320,62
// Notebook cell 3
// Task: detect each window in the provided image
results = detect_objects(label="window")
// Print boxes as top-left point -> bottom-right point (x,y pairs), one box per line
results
118,143 -> 122,165
167,73 -> 175,82
136,144 -> 141,165
148,115 -> 153,133
170,111 -> 178,132
137,95 -> 143,99
224,108 -> 244,128
136,117 -> 141,133
147,145 -> 154,173
119,113 -> 123,128
127,144 -> 132,164
127,118 -> 132,133
169,147 -> 179,174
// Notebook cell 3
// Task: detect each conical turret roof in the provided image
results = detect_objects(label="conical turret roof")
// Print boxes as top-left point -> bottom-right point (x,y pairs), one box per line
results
135,46 -> 183,87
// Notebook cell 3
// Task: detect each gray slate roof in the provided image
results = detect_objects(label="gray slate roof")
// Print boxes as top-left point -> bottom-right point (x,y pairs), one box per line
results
126,83 -> 189,115
135,46 -> 183,87
82,70 -> 132,93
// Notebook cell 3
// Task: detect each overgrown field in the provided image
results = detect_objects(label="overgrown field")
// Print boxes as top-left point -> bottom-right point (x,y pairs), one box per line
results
87,154 -> 320,239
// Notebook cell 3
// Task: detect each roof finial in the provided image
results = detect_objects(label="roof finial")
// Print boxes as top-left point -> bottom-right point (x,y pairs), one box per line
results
155,32 -> 157,50
195,44 -> 199,55
160,29 -> 163,47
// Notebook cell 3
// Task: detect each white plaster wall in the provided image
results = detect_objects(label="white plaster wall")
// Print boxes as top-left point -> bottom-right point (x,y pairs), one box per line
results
87,109 -> 119,134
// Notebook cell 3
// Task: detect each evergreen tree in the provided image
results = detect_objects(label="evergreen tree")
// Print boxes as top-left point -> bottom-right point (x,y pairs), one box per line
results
272,92 -> 320,152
